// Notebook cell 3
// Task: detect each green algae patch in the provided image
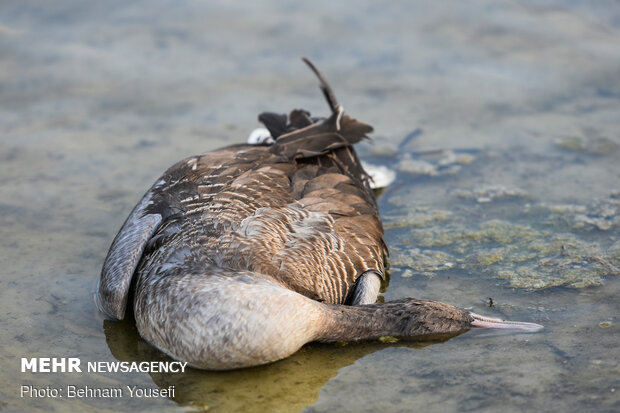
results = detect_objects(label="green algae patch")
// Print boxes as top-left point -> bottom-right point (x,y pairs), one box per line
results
555,135 -> 619,155
452,185 -> 527,203
395,151 -> 476,176
476,247 -> 511,265
489,231 -> 619,289
391,248 -> 455,277
383,206 -> 453,229
555,136 -> 586,151
545,194 -> 619,231
497,266 -> 604,289
386,197 -> 620,290
411,227 -> 459,247
379,336 -> 400,343
465,219 -> 544,244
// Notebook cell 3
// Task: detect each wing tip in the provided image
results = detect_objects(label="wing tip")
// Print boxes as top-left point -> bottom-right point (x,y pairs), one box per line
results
96,276 -> 126,320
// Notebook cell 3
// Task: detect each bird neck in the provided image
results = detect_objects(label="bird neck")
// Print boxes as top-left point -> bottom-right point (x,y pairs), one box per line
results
315,299 -> 474,342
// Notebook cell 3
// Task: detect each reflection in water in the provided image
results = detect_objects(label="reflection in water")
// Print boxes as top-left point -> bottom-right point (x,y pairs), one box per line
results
103,318 -> 459,412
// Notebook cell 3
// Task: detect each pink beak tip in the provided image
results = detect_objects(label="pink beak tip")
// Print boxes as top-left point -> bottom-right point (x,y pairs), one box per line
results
470,312 -> 544,332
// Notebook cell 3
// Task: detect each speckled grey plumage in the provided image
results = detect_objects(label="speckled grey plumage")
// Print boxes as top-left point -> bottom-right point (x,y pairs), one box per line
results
97,188 -> 163,320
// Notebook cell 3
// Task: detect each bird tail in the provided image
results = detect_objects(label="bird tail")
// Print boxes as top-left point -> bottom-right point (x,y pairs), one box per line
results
258,58 -> 373,161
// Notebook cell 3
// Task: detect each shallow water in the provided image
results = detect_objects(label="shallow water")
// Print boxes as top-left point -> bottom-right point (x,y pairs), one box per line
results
1,1 -> 619,412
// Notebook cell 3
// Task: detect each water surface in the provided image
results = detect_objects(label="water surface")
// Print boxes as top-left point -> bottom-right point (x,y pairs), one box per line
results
1,1 -> 618,412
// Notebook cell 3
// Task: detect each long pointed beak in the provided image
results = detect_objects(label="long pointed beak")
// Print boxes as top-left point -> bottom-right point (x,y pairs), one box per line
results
470,312 -> 544,332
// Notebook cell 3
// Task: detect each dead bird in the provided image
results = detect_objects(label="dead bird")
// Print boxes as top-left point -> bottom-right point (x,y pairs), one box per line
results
97,58 -> 542,370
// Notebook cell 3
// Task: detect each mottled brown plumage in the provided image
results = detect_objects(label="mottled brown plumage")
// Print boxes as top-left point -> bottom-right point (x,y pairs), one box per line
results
135,140 -> 385,306
97,59 -> 542,370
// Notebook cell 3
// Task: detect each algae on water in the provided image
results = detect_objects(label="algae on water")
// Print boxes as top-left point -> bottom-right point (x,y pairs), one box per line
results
383,206 -> 453,230
391,248 -> 455,277
386,192 -> 620,290
395,151 -> 476,176
452,185 -> 528,204
545,196 -> 619,232
554,135 -> 619,155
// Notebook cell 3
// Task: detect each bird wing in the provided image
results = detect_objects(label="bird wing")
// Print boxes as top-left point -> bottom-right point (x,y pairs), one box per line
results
97,187 -> 164,320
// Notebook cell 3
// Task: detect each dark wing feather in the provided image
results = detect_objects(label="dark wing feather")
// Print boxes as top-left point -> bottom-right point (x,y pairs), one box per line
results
288,109 -> 313,129
258,112 -> 288,139
261,58 -> 372,161
269,110 -> 373,160
301,57 -> 339,113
